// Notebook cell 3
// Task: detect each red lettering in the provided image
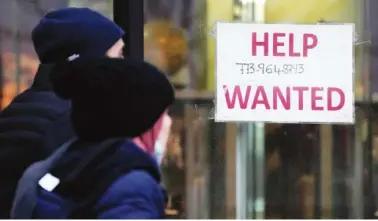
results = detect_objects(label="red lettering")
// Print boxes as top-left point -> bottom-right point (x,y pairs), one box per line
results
311,87 -> 324,110
251,86 -> 270,109
273,86 -> 290,110
223,85 -> 251,109
327,87 -> 345,111
292,86 -> 308,110
273,33 -> 285,56
251,32 -> 318,57
222,85 -> 344,112
303,34 -> 318,57
288,33 -> 301,57
252,32 -> 269,56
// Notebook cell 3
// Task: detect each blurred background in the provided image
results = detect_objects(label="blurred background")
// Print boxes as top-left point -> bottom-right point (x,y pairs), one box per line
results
0,0 -> 378,219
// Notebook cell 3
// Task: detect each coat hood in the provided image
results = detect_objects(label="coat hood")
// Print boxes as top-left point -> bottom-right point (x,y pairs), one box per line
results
50,56 -> 174,141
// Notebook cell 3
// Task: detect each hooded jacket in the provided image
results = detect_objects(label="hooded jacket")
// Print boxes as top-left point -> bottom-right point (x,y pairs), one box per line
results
12,57 -> 174,219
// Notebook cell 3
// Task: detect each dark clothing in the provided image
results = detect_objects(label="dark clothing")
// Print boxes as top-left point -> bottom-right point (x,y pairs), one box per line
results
12,57 -> 174,219
49,57 -> 174,141
0,65 -> 74,218
13,139 -> 165,219
32,8 -> 124,63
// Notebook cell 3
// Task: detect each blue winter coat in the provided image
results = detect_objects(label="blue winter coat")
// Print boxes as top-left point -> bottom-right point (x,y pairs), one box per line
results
12,139 -> 165,219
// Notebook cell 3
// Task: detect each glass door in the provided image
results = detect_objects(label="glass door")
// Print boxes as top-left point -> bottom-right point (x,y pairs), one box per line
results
236,123 -> 265,219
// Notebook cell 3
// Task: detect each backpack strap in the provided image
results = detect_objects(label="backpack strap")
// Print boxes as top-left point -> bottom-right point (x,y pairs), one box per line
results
51,138 -> 126,218
59,138 -> 123,184
69,160 -> 164,219
49,138 -> 163,218
68,161 -> 135,218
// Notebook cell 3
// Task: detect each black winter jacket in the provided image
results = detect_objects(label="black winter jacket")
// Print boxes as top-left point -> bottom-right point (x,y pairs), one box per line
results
0,65 -> 74,218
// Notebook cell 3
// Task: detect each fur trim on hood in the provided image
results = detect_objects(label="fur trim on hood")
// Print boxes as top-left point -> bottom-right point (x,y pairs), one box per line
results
50,56 -> 174,141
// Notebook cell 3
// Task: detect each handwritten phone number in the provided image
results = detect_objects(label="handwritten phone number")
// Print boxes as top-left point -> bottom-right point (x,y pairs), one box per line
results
236,63 -> 304,75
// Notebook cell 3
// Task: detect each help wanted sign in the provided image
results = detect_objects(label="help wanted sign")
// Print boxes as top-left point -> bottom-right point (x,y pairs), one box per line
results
215,23 -> 354,124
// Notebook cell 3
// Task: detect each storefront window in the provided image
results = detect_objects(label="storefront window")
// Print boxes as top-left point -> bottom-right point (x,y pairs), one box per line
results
0,0 -> 69,108
143,0 -> 230,218
143,0 -> 208,90
69,0 -> 112,18
263,108 -> 368,219
237,0 -> 373,219
142,0 -> 375,219
2,0 -> 377,219
0,0 -> 112,109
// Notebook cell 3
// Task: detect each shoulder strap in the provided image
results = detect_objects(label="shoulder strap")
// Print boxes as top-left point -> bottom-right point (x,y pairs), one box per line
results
68,161 -> 135,218
51,138 -> 162,218
53,138 -> 124,191
62,138 -> 122,183
51,138 -> 125,217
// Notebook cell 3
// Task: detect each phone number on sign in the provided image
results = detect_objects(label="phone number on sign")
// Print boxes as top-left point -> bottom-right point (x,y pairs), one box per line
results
236,63 -> 304,75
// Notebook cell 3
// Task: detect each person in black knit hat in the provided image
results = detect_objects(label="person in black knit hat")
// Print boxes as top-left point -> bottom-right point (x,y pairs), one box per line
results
0,8 -> 124,218
12,56 -> 174,218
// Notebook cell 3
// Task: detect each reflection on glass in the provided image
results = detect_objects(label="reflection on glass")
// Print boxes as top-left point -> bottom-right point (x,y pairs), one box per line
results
144,0 -> 207,90
373,134 -> 378,216
0,0 -> 112,109
143,21 -> 189,89
143,1 -> 209,216
0,0 -> 69,109
1,0 -> 374,219
144,21 -> 188,78
69,0 -> 112,18
1,52 -> 38,108
162,114 -> 185,218
371,107 -> 378,218
265,124 -> 318,219
263,107 -> 372,219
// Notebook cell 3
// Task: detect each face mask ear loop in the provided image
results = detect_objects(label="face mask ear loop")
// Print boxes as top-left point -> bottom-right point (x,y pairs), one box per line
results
150,127 -> 156,153
138,135 -> 148,151
139,128 -> 156,154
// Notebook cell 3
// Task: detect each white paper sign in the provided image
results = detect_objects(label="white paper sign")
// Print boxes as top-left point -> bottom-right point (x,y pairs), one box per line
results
215,22 -> 354,124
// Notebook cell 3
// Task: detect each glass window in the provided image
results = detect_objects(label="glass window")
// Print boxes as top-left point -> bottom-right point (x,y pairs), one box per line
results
143,0 -> 373,219
265,124 -> 318,218
143,0 -> 228,218
264,0 -> 369,101
144,0 -> 206,90
0,0 -> 113,109
2,0 -> 375,219
0,0 -> 69,108
263,108 -> 368,219
224,0 -> 372,219
69,0 -> 113,18
369,105 -> 378,218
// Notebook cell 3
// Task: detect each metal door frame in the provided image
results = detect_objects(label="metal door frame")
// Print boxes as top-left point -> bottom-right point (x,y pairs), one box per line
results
113,0 -> 144,59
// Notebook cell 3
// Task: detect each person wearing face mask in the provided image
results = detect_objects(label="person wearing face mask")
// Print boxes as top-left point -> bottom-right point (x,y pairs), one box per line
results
134,112 -> 172,166
0,8 -> 124,217
11,56 -> 174,218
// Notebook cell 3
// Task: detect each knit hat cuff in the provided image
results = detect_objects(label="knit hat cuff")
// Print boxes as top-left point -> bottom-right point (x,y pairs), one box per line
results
88,25 -> 124,57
